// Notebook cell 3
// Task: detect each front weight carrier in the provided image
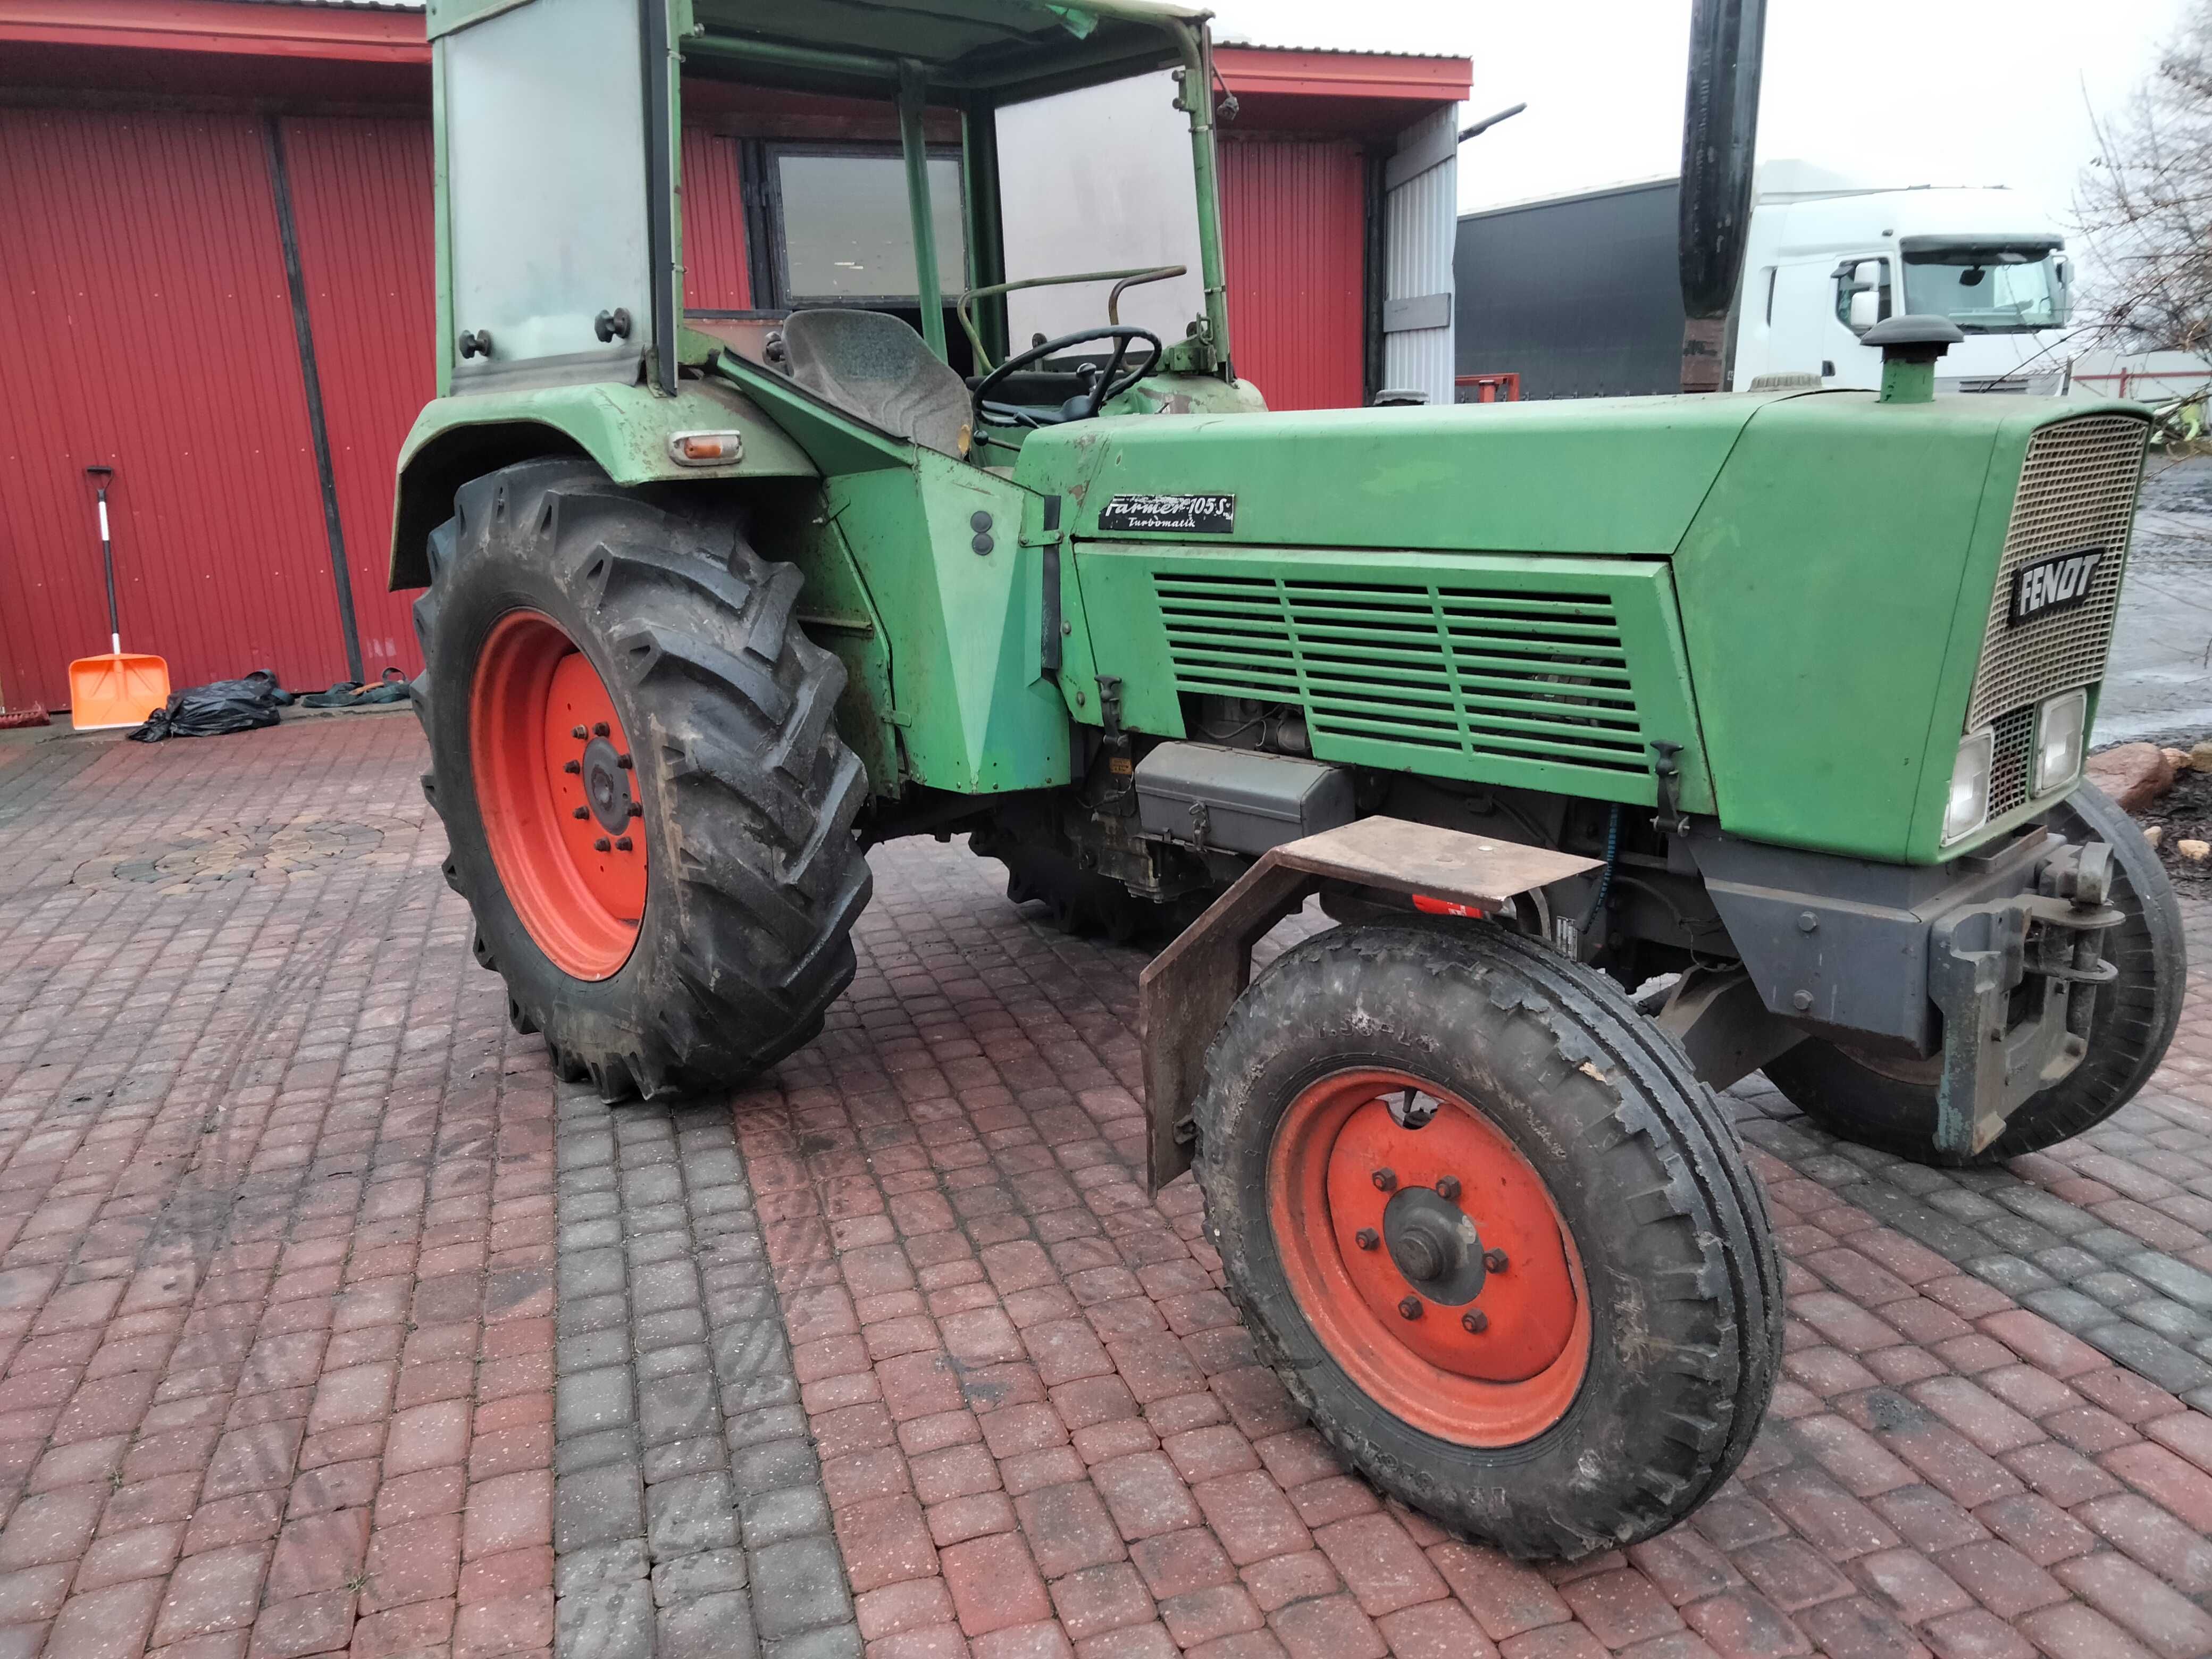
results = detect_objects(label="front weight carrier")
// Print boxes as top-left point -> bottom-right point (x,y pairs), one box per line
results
1929,840 -> 2124,1159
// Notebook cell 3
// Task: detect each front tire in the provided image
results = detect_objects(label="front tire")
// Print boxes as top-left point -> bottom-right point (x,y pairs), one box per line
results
413,459 -> 872,1099
1762,782 -> 2185,1166
1194,920 -> 1780,1559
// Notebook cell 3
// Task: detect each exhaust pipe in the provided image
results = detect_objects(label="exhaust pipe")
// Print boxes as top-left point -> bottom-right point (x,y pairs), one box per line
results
1678,0 -> 1767,392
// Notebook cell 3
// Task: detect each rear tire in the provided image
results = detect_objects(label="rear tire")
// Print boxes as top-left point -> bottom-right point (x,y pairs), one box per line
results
412,458 -> 872,1099
1763,782 -> 2184,1166
1195,919 -> 1781,1559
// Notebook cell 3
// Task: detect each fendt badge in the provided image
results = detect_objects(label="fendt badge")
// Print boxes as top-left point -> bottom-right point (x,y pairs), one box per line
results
2010,548 -> 2104,627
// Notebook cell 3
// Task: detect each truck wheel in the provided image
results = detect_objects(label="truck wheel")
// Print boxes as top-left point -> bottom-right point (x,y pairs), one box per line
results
412,458 -> 872,1099
1762,782 -> 2184,1166
1194,919 -> 1780,1559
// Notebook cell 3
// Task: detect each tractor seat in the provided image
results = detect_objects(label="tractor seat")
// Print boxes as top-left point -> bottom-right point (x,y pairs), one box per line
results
781,309 -> 970,456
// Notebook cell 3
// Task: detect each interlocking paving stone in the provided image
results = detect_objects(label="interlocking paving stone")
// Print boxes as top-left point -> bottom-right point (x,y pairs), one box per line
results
1732,969 -> 2212,1417
0,715 -> 559,1657
551,1088 -> 856,1658
7,711 -> 2212,1658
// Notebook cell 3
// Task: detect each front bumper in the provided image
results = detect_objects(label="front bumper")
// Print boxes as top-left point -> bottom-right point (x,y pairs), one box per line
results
1693,823 -> 2123,1156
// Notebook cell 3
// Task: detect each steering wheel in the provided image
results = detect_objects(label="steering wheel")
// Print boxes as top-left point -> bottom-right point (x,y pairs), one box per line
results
973,325 -> 1163,430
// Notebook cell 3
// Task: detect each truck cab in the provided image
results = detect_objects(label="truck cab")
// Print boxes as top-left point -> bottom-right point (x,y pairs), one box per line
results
1732,178 -> 2074,395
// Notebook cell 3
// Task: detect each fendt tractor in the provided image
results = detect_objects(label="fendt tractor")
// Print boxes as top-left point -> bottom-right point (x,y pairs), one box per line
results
396,0 -> 2182,1557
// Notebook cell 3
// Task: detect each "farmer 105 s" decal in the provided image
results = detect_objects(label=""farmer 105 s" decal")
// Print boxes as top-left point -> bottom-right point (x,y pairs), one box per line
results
2009,547 -> 2105,627
1099,493 -> 1236,534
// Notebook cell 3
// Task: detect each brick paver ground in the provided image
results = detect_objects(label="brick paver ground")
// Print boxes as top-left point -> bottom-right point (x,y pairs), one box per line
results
4,714 -> 2212,1659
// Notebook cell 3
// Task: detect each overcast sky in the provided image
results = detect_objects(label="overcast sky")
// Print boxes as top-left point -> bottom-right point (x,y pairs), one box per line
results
1207,0 -> 2192,228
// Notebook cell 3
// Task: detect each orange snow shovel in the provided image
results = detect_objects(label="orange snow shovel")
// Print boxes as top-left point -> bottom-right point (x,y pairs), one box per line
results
70,466 -> 170,731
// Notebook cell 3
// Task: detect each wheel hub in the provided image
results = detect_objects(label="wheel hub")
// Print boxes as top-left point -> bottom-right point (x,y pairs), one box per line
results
470,611 -> 647,982
1382,1187 -> 1486,1305
1324,1093 -> 1577,1381
1267,1068 -> 1588,1442
582,736 -> 632,833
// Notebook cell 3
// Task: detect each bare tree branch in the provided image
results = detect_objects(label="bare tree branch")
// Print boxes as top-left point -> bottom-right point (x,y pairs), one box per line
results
2077,2 -> 2212,357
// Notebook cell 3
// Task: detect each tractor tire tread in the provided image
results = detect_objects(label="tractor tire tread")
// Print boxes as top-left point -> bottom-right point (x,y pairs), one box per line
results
1194,918 -> 1779,1560
415,457 -> 871,1101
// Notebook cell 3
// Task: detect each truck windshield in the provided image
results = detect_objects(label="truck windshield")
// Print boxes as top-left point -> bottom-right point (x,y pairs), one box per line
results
1901,248 -> 2068,333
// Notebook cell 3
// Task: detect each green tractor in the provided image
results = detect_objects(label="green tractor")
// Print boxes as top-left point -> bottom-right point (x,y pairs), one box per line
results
397,0 -> 2181,1558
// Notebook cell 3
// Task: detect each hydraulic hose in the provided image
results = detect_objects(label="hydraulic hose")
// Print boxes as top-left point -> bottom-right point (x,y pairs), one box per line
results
1579,803 -> 1622,937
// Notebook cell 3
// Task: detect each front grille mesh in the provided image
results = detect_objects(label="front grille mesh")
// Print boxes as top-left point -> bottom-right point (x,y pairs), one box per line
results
1154,574 -> 1647,776
1988,705 -> 2036,822
1965,415 -> 2145,734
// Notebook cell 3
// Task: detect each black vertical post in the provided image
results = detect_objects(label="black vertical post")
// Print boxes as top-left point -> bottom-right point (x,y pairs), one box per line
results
642,0 -> 678,393
1678,0 -> 1767,392
263,114 -> 364,684
739,140 -> 780,310
1361,148 -> 1388,407
960,96 -> 1008,368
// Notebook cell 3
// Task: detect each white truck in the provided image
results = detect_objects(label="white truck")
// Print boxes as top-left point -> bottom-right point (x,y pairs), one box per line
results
1735,164 -> 2074,393
1455,163 -> 2077,399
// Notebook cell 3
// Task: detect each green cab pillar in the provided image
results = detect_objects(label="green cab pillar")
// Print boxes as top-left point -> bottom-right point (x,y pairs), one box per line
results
899,61 -> 948,362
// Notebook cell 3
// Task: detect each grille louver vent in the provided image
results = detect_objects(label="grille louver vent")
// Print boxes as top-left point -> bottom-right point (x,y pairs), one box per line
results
1966,415 -> 2145,736
1154,574 -> 1646,776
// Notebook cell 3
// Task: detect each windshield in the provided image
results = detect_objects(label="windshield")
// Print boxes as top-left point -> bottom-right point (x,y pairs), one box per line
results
1901,247 -> 2069,333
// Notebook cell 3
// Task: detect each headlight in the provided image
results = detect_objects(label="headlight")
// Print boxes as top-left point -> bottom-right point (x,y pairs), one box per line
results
2033,689 -> 2087,796
1943,727 -> 1995,845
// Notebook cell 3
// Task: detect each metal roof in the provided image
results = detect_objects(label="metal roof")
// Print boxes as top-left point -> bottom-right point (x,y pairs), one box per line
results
1212,39 -> 1463,62
672,0 -> 1209,102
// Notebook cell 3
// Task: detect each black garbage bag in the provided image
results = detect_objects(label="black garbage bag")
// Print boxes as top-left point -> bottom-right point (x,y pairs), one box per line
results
128,669 -> 289,743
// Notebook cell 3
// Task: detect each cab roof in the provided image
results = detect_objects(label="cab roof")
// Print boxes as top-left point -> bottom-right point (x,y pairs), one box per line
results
684,0 -> 1209,102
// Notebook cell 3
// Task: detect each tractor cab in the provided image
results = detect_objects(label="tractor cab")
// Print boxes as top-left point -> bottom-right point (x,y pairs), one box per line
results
426,0 -> 1248,465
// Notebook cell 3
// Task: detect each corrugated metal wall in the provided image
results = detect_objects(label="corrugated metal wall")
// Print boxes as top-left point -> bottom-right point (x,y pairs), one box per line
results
1219,136 -> 1365,412
681,128 -> 751,310
1384,105 -> 1459,408
0,96 -> 1402,711
283,114 -> 438,680
0,107 -> 351,712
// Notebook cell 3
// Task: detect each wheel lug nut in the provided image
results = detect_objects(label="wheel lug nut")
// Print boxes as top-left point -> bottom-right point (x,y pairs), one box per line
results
1435,1175 -> 1461,1201
593,722 -> 610,737
563,759 -> 581,775
593,837 -> 610,852
627,801 -> 643,819
1397,1296 -> 1422,1320
1462,1310 -> 1488,1334
1371,1168 -> 1396,1192
1354,1228 -> 1379,1251
572,806 -> 589,820
1484,1249 -> 1509,1273
616,836 -> 633,852
617,753 -> 633,770
572,725 -> 587,740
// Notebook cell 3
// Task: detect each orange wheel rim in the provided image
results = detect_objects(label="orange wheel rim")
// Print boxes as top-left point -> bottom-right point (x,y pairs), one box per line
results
470,610 -> 647,981
1268,1067 -> 1590,1446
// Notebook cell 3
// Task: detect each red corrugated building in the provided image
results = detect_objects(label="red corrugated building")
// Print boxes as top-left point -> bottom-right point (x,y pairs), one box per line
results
0,1 -> 1467,713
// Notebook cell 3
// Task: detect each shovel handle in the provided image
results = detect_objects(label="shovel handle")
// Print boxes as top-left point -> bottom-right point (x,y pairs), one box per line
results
86,467 -> 120,646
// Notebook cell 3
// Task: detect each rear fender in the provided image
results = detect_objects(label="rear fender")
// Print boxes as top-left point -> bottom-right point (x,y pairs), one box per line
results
387,379 -> 820,589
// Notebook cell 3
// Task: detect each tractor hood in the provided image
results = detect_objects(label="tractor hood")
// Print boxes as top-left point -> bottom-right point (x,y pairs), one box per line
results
1041,387 -> 2148,867
1012,393 -> 1808,557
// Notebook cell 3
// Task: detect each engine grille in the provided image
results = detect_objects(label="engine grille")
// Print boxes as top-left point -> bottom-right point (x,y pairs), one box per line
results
1988,705 -> 2037,822
1965,414 -> 2145,739
1153,573 -> 1647,776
